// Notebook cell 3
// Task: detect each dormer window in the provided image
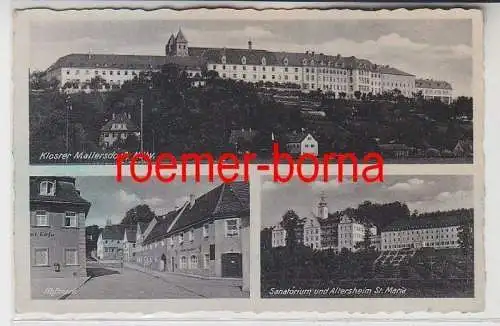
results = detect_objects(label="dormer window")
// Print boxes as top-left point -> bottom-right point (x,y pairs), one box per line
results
302,58 -> 307,66
310,60 -> 315,66
40,181 -> 56,196
283,58 -> 288,66
261,57 -> 266,66
241,56 -> 246,65
221,55 -> 227,64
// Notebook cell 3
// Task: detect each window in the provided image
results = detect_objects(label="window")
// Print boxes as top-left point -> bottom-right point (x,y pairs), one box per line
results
189,255 -> 198,269
65,249 -> 78,266
179,232 -> 184,244
241,56 -> 246,65
64,211 -> 77,227
40,181 -> 56,196
261,57 -> 266,65
221,55 -> 227,64
117,71 -> 121,75
180,256 -> 187,269
204,254 -> 210,268
109,71 -> 113,75
203,224 -> 209,238
102,71 -> 106,75
225,219 -> 240,237
35,210 -> 48,226
34,248 -> 49,266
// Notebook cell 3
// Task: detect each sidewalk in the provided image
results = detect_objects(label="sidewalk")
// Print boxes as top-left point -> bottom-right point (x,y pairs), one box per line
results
31,276 -> 90,300
124,262 -> 243,287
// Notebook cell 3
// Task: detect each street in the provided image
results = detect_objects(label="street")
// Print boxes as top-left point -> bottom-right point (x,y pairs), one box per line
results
67,262 -> 248,299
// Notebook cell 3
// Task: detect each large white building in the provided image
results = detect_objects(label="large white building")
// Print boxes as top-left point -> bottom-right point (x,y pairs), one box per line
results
338,215 -> 378,252
415,78 -> 453,104
42,29 -> 453,100
380,215 -> 462,251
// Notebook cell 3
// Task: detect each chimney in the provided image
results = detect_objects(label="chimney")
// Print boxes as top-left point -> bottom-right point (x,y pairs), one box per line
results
189,194 -> 196,207
248,40 -> 252,50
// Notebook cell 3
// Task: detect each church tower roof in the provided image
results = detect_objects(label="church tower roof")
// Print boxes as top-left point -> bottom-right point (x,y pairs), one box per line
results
175,28 -> 188,43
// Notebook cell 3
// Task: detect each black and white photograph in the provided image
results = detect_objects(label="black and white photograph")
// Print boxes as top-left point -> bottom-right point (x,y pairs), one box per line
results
30,176 -> 250,299
260,175 -> 475,298
28,14 -> 475,164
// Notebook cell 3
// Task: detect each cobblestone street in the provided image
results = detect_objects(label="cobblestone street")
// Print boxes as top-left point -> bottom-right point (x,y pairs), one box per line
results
67,263 -> 248,299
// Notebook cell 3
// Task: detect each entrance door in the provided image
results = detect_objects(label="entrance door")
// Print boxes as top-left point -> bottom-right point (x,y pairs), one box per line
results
221,253 -> 242,277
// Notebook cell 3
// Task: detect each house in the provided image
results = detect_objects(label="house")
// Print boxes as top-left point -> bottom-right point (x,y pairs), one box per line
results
229,128 -> 258,153
378,143 -> 413,159
122,226 -> 137,262
30,177 -> 91,279
285,132 -> 318,157
99,112 -> 141,149
338,215 -> 377,252
96,224 -> 125,262
137,181 -> 250,291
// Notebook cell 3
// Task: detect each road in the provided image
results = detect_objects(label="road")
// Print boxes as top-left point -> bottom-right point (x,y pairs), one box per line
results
67,263 -> 247,299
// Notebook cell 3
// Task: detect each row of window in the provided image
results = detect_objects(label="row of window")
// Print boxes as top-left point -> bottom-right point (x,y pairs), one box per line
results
138,219 -> 240,251
34,210 -> 77,227
179,254 -> 210,270
383,240 -> 457,250
384,233 -> 456,243
383,227 -> 458,237
66,69 -> 139,76
33,248 -> 78,266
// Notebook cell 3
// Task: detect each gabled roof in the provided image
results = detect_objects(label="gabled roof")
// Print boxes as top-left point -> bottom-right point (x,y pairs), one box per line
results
100,112 -> 139,132
30,177 -> 91,213
137,222 -> 149,234
415,79 -> 452,90
101,225 -> 126,241
167,181 -> 249,234
286,132 -> 315,143
143,209 -> 180,244
379,65 -> 415,77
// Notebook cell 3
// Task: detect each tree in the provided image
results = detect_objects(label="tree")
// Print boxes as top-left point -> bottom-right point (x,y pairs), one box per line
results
354,91 -> 361,100
120,204 -> 156,225
354,228 -> 374,252
89,75 -> 107,92
458,216 -> 473,257
280,210 -> 305,249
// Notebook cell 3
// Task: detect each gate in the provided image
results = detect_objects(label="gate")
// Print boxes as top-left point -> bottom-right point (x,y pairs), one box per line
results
221,253 -> 242,278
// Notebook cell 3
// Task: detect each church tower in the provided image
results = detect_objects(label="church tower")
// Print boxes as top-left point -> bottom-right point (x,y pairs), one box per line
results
174,28 -> 189,57
165,33 -> 175,56
317,191 -> 328,219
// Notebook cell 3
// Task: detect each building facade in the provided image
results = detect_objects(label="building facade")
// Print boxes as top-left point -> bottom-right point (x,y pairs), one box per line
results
123,226 -> 137,262
30,177 -> 91,279
380,215 -> 462,251
43,29 -> 452,99
134,182 -> 250,291
96,225 -> 125,261
285,133 -> 318,157
415,78 -> 453,104
99,112 -> 141,149
338,215 -> 378,252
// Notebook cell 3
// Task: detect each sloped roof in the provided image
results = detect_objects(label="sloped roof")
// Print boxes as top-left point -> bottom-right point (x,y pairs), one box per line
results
46,53 -> 167,72
30,177 -> 91,213
415,79 -> 452,90
143,210 -> 179,244
383,214 -> 465,232
100,112 -> 139,132
101,225 -> 126,241
286,132 -> 315,143
168,181 -> 249,233
137,222 -> 149,234
379,65 -> 415,77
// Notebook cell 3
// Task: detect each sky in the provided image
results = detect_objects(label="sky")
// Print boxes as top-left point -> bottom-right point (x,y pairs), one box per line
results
261,175 -> 474,228
30,19 -> 473,96
75,176 -> 217,227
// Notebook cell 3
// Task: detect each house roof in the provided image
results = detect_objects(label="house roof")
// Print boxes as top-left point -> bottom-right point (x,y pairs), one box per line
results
143,210 -> 180,244
286,132 -> 315,143
30,177 -> 91,212
379,65 -> 415,77
167,181 -> 249,234
100,112 -> 139,132
415,79 -> 452,90
383,214 -> 466,232
46,53 -> 167,72
101,225 -> 126,241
